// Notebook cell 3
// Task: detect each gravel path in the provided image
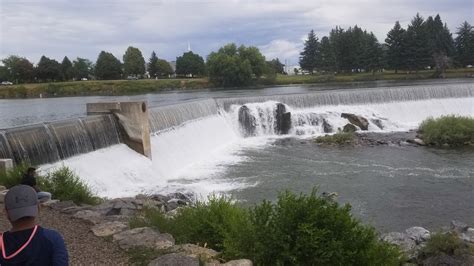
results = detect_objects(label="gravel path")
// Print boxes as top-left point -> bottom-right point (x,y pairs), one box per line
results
0,205 -> 129,265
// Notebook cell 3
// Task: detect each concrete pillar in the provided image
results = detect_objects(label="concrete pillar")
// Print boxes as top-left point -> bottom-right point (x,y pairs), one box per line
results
0,159 -> 13,175
87,102 -> 152,159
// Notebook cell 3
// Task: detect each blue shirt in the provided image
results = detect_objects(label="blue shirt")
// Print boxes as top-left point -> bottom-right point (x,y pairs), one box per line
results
0,226 -> 68,265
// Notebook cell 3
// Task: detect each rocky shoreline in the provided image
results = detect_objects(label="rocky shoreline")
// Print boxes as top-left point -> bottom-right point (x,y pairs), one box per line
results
43,193 -> 252,266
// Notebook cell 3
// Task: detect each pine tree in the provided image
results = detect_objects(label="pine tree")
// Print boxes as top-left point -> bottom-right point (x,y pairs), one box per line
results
454,21 -> 474,67
361,33 -> 383,73
319,36 -> 335,72
404,13 -> 431,72
299,30 -> 321,73
60,56 -> 73,81
148,51 -> 159,78
385,21 -> 406,73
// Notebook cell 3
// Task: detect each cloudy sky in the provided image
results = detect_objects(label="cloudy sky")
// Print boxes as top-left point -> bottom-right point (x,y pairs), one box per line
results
0,0 -> 472,66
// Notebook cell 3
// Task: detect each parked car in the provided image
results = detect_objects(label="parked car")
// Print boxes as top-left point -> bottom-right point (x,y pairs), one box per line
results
1,81 -> 13,85
81,78 -> 88,81
127,75 -> 138,80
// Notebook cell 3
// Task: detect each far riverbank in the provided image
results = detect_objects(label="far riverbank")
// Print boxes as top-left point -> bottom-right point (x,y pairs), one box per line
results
1,68 -> 473,99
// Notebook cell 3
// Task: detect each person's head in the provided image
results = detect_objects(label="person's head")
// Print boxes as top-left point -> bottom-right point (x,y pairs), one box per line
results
4,185 -> 39,227
26,167 -> 37,177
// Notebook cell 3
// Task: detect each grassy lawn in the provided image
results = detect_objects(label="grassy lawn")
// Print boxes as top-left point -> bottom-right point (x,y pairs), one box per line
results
0,68 -> 472,99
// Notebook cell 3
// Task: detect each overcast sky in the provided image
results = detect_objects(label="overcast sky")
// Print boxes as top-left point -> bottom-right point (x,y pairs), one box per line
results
0,0 -> 472,66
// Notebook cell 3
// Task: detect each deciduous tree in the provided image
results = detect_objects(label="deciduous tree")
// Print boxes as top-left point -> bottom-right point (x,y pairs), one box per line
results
176,51 -> 206,77
95,51 -> 122,80
123,46 -> 145,77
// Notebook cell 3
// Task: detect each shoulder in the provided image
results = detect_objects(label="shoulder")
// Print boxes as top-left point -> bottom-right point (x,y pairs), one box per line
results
41,228 -> 66,245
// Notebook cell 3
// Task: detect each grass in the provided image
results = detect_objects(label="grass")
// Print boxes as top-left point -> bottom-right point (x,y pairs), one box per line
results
130,189 -> 402,265
418,115 -> 474,146
0,164 -> 101,205
315,132 -> 356,145
1,68 -> 473,99
421,232 -> 474,258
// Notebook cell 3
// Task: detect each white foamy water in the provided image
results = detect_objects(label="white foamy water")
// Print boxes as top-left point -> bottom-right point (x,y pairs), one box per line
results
41,97 -> 474,198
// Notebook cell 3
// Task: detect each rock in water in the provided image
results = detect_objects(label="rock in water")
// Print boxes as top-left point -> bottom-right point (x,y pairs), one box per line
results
341,113 -> 369,130
405,226 -> 430,244
322,119 -> 333,133
370,119 -> 384,129
238,105 -> 256,137
275,103 -> 291,135
342,123 -> 357,133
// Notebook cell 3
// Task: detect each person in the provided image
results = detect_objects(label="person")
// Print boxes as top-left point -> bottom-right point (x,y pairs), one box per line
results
0,185 -> 69,265
21,167 -> 52,203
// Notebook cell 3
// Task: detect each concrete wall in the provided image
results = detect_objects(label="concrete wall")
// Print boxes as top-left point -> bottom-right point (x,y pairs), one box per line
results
87,102 -> 152,159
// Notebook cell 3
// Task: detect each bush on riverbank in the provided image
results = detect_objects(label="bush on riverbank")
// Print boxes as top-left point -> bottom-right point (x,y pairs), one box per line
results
418,115 -> 474,146
0,164 -> 100,205
130,189 -> 402,264
315,132 -> 355,145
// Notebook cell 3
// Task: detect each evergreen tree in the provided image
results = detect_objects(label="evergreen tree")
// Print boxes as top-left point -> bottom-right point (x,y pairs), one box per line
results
319,36 -> 335,72
148,51 -> 159,78
454,21 -> 474,67
267,58 -> 285,74
385,21 -> 406,72
361,33 -> 384,73
299,30 -> 321,73
404,13 -> 431,72
95,51 -> 122,80
123,46 -> 146,77
425,14 -> 455,74
36,56 -> 61,82
60,56 -> 73,81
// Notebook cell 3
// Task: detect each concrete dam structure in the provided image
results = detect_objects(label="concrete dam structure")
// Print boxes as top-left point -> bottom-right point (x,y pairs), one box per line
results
0,83 -> 473,169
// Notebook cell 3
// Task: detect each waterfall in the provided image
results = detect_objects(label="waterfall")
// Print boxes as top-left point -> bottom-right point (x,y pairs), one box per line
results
0,114 -> 122,165
217,83 -> 474,110
149,99 -> 219,133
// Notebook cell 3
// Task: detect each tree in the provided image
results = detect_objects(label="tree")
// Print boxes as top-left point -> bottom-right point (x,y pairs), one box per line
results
361,33 -> 384,73
319,36 -> 335,72
1,56 -> 35,83
147,51 -> 159,78
454,21 -> 474,67
385,21 -> 406,72
36,56 -> 61,82
72,58 -> 93,80
123,46 -> 145,77
299,30 -> 321,73
404,13 -> 431,72
424,15 -> 455,75
156,59 -> 174,77
267,58 -> 285,74
176,51 -> 206,77
238,45 -> 267,77
60,56 -> 74,81
95,51 -> 122,80
207,43 -> 254,87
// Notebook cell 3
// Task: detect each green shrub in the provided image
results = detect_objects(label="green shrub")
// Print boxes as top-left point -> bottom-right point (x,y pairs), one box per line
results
422,232 -> 474,257
419,115 -> 474,146
0,163 -> 29,188
39,166 -> 101,205
131,189 -> 402,264
315,132 -> 355,145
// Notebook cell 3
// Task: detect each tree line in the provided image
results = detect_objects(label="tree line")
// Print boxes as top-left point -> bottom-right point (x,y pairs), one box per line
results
299,13 -> 473,75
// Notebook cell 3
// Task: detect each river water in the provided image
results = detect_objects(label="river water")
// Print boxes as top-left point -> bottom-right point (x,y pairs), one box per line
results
1,79 -> 474,232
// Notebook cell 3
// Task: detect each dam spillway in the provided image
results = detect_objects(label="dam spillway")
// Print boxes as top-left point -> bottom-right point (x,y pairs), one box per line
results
0,82 -> 473,169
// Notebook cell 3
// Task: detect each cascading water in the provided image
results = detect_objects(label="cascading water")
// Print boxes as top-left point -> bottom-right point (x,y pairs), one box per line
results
4,83 -> 472,198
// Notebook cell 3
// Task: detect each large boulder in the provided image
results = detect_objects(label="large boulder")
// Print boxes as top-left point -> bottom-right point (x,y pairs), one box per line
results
405,226 -> 430,244
322,119 -> 333,133
113,227 -> 175,250
73,210 -> 103,224
148,253 -> 199,266
91,221 -> 128,237
382,232 -> 417,259
342,123 -> 357,133
274,103 -> 291,135
238,105 -> 256,137
169,244 -> 219,260
341,113 -> 369,130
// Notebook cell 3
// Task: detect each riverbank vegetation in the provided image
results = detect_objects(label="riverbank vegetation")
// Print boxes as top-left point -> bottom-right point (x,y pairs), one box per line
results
418,116 -> 474,147
130,190 -> 402,265
315,132 -> 356,145
1,13 -> 472,93
0,164 -> 100,205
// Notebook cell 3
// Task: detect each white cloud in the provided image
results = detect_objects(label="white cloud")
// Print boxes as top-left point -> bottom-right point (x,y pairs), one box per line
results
259,39 -> 301,62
